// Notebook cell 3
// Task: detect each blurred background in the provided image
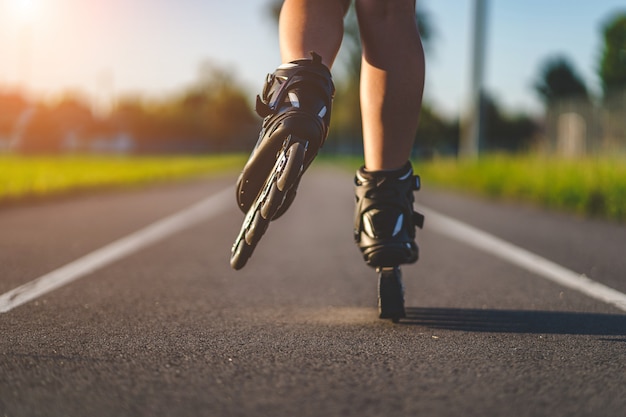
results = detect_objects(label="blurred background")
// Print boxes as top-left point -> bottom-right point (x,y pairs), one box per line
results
0,0 -> 625,157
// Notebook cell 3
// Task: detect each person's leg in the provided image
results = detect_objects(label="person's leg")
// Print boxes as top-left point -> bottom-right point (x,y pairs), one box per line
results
352,0 -> 425,271
356,0 -> 425,171
279,0 -> 350,66
236,0 -> 347,215
232,0 -> 349,269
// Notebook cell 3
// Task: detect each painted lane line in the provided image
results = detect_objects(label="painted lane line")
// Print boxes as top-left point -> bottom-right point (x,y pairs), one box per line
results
419,205 -> 626,312
0,187 -> 233,314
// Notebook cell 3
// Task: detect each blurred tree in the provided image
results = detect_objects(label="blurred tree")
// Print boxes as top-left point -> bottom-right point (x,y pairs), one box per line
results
183,62 -> 258,151
482,95 -> 538,152
533,56 -> 589,104
18,94 -> 94,153
598,13 -> 626,99
113,97 -> 158,150
414,104 -> 460,158
108,62 -> 258,153
19,106 -> 64,153
3,67 -> 257,154
201,65 -> 256,132
0,91 -> 30,135
597,13 -> 626,151
49,94 -> 94,132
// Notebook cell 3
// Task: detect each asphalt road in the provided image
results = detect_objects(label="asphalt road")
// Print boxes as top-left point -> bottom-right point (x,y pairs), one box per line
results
1,166 -> 625,417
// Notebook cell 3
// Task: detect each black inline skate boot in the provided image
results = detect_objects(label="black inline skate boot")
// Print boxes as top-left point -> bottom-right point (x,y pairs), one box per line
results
353,162 -> 424,321
231,52 -> 335,270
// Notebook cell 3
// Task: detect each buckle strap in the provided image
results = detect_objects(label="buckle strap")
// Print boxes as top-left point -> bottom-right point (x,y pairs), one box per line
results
254,52 -> 333,119
413,175 -> 421,191
412,211 -> 425,229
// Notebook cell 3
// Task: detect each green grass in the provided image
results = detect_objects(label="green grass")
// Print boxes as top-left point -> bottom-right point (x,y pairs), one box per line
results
414,154 -> 626,222
0,154 -> 246,202
319,153 -> 626,222
2,153 -> 625,223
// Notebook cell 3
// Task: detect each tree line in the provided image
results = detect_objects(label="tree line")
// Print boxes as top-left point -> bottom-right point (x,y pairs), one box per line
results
1,7 -> 624,156
534,13 -> 626,154
0,64 -> 260,154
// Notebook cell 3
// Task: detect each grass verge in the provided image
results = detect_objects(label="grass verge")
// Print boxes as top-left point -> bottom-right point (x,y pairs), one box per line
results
414,154 -> 626,222
3,153 -> 625,223
0,154 -> 246,202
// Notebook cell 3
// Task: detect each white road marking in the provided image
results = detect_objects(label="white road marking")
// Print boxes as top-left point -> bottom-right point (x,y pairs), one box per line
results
2,189 -> 625,314
0,187 -> 233,314
419,205 -> 626,312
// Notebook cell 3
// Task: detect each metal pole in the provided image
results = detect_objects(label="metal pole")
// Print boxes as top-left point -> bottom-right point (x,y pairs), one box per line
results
460,0 -> 488,158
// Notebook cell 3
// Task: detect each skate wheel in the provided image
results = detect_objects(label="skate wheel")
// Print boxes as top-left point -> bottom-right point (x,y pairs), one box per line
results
378,267 -> 406,322
245,210 -> 269,246
276,141 -> 305,192
260,182 -> 284,220
271,184 -> 298,221
230,238 -> 254,270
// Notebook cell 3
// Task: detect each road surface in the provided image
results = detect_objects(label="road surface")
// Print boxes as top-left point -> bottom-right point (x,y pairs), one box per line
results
1,166 -> 625,417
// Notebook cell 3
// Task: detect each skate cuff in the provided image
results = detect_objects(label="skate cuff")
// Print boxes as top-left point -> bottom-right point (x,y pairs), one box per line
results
255,52 -> 334,120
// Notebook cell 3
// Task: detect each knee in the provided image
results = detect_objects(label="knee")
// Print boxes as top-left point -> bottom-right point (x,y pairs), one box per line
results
355,0 -> 415,21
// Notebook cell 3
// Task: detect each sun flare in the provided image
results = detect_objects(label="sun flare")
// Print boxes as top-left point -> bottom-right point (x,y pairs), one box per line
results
9,0 -> 41,24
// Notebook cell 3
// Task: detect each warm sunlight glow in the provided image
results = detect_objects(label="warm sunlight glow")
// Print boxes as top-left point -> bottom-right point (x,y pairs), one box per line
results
9,0 -> 41,24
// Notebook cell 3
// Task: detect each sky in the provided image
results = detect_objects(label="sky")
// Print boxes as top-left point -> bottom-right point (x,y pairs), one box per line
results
0,0 -> 624,117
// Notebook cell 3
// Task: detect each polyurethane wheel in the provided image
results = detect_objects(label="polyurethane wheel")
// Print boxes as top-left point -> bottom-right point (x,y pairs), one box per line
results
245,209 -> 269,246
230,237 -> 254,270
378,267 -> 406,322
276,141 -> 305,192
260,181 -> 284,220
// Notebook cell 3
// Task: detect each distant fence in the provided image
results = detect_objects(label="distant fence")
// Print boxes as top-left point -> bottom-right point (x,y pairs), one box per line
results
543,87 -> 626,156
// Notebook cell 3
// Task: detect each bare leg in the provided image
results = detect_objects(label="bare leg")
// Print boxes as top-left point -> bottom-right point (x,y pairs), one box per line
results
279,0 -> 350,66
356,0 -> 425,171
